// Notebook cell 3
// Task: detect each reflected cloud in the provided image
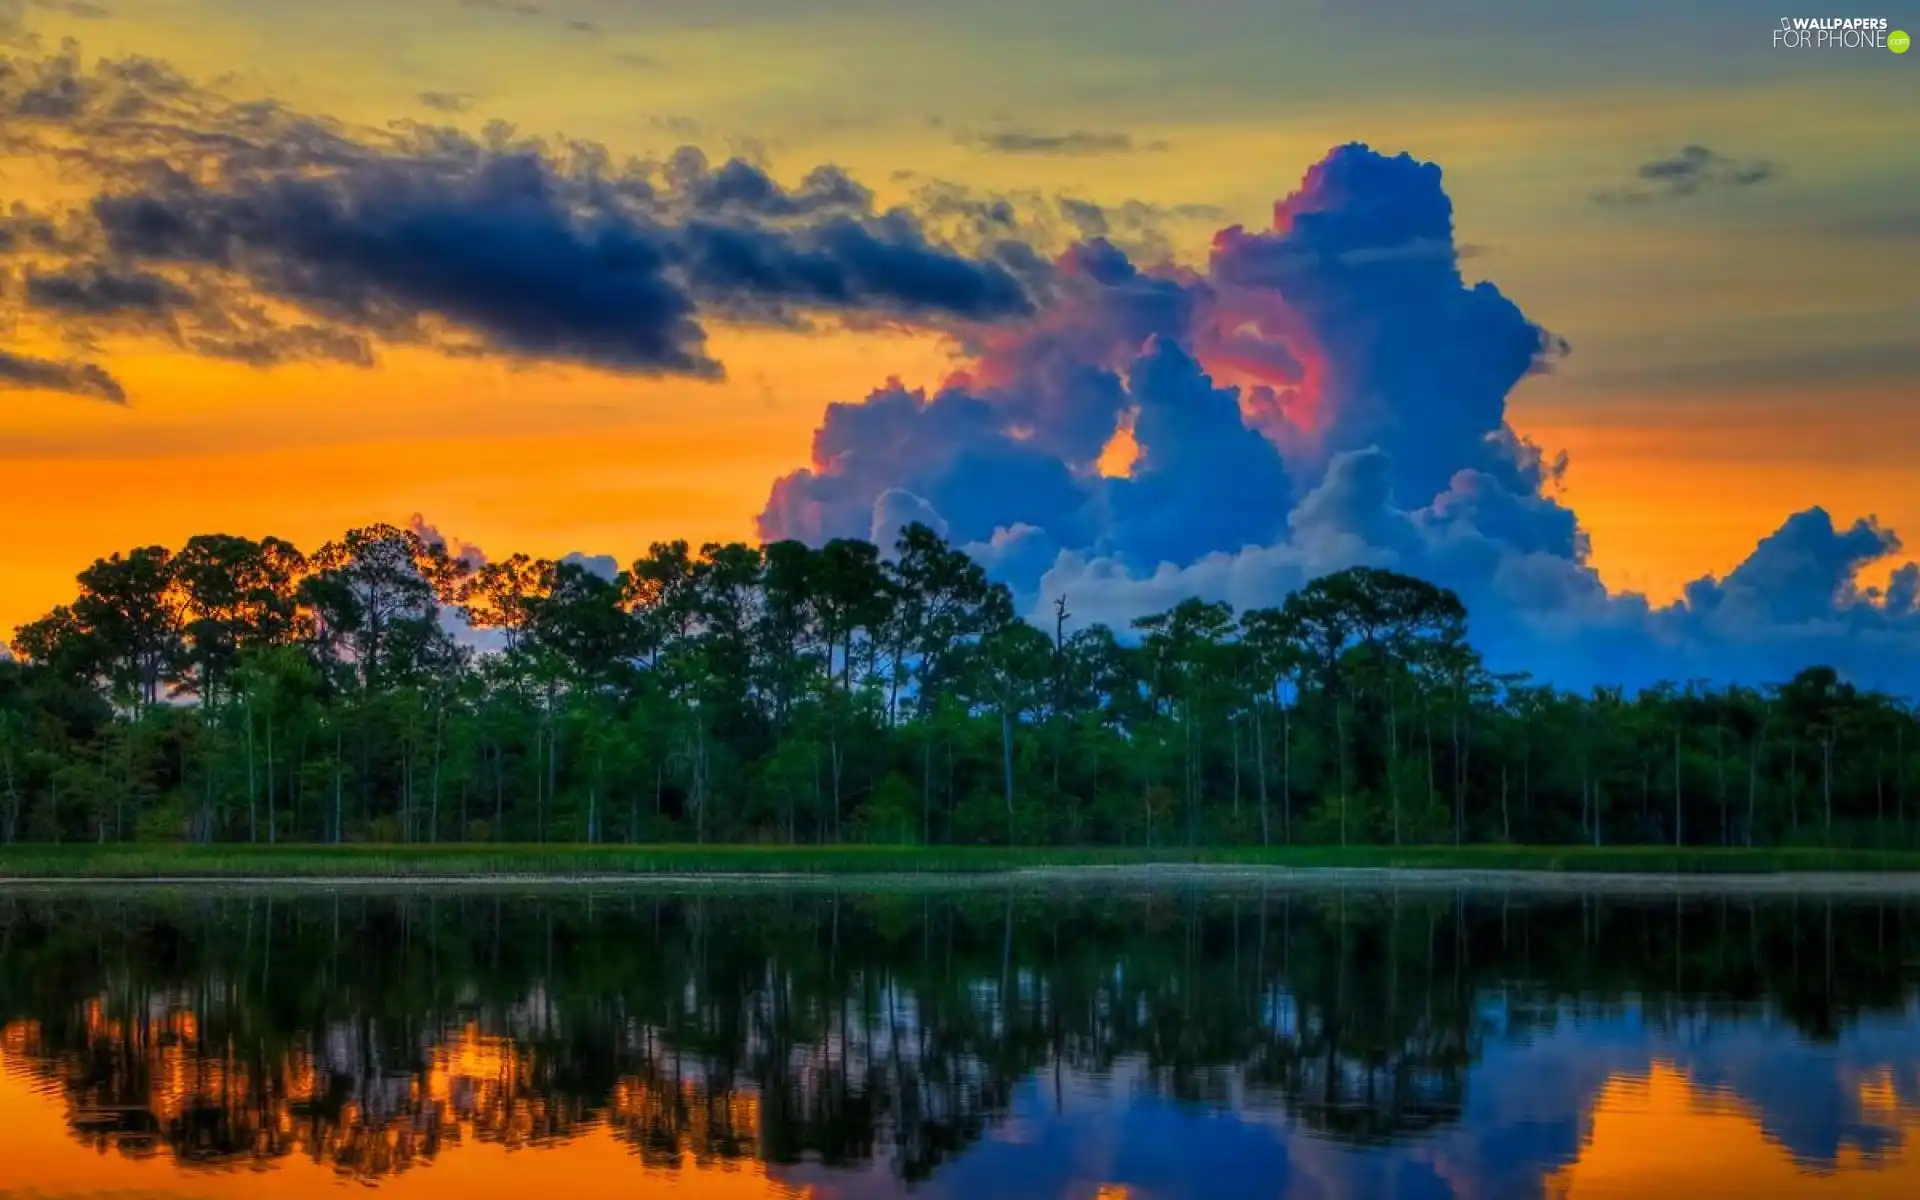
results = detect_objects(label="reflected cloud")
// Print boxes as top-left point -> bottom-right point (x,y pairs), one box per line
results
1546,1061 -> 1920,1197
0,890 -> 1916,1197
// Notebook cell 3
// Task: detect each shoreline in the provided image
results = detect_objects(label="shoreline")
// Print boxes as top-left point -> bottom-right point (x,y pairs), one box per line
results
6,864 -> 1920,895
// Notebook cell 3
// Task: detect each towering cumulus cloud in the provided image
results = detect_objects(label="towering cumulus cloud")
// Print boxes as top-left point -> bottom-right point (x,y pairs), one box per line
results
761,144 -> 1920,690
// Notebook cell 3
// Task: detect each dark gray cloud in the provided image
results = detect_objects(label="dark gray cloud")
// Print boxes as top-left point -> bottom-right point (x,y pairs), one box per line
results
181,318 -> 376,369
0,347 -> 124,402
0,40 -> 1038,395
456,0 -> 598,34
416,91 -> 473,113
1057,196 -> 1226,234
31,0 -> 110,16
1593,144 -> 1777,205
1561,340 -> 1920,393
24,264 -> 193,316
675,208 -> 1035,326
82,148 -> 1032,377
904,176 -> 1224,265
0,202 -> 70,254
89,155 -> 722,375
966,125 -> 1168,157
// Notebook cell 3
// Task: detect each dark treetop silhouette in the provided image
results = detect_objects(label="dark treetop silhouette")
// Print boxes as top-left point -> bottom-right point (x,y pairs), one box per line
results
2,521 -> 1914,848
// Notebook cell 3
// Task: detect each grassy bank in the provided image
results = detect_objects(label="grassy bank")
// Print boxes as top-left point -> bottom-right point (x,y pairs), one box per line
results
3,844 -> 1920,879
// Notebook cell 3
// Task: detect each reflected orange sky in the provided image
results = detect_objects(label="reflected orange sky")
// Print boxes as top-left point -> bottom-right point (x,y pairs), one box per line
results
12,1034 -> 1920,1198
0,1026 -> 812,1199
1545,1063 -> 1920,1198
0,0 -> 1915,634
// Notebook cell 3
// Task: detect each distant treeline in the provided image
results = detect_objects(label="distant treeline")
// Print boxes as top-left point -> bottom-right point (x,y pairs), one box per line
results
1,522 -> 1913,847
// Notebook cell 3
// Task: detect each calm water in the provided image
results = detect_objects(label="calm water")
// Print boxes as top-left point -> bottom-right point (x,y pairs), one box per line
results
1,886 -> 1918,1198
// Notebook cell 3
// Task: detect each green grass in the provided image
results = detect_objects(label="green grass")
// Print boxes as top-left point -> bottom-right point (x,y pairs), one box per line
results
1,843 -> 1920,879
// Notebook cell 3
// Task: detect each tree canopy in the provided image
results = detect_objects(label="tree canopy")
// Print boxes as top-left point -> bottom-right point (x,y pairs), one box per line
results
4,522 -> 1915,847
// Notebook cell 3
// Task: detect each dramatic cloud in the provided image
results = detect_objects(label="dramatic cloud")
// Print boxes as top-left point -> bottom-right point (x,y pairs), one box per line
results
965,126 -> 1167,157
760,142 -> 1919,691
0,347 -> 124,402
1593,144 -> 1777,205
0,40 -> 1038,395
0,20 -> 1904,689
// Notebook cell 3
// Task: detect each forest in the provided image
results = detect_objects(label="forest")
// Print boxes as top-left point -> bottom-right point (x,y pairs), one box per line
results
0,521 -> 1914,847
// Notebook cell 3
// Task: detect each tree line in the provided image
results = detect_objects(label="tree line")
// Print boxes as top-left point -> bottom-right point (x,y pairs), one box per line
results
1,521 -> 1914,846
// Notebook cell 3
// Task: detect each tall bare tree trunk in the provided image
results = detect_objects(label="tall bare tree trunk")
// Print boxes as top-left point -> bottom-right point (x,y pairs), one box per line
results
1782,740 -> 1796,828
1387,695 -> 1401,846
1254,701 -> 1270,847
1715,720 -> 1728,846
1334,699 -> 1348,848
332,729 -> 345,845
265,715 -> 276,845
1899,721 -> 1909,836
1281,696 -> 1292,846
1001,707 -> 1016,843
589,750 -> 602,844
244,698 -> 258,843
428,708 -> 443,844
1231,718 -> 1241,821
1673,727 -> 1684,848
923,737 -> 934,845
1822,734 -> 1835,840
1500,761 -> 1510,842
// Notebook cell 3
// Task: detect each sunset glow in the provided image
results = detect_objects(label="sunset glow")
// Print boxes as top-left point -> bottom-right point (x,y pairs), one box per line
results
0,0 -> 1914,664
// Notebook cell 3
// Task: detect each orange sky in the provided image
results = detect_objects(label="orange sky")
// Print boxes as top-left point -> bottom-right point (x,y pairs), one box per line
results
0,0 -> 1915,635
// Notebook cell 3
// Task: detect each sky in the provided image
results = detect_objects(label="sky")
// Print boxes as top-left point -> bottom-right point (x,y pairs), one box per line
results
0,0 -> 1916,687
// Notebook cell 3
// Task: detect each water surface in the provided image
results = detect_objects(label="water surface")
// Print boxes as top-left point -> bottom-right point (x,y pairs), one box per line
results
1,885 -> 1917,1198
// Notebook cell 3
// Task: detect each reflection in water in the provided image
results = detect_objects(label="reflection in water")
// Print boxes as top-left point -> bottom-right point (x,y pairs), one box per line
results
0,888 -> 1916,1197
1546,1062 -> 1920,1197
